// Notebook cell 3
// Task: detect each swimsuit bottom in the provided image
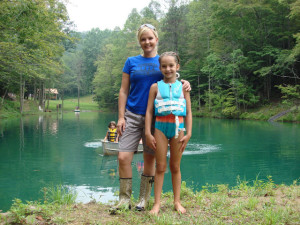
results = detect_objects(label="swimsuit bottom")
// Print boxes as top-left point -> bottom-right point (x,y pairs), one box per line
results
155,114 -> 184,139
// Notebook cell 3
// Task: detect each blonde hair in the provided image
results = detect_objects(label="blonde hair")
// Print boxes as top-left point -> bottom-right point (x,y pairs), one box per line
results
137,25 -> 159,41
159,51 -> 180,65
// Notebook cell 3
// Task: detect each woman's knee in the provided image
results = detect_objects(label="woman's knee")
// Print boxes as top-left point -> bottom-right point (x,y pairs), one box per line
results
118,153 -> 132,166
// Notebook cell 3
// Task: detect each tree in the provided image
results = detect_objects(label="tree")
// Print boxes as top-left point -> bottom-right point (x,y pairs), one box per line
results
0,0 -> 70,112
80,28 -> 112,94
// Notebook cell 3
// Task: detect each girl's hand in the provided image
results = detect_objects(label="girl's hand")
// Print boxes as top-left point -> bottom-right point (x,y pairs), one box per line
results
179,135 -> 191,152
117,118 -> 126,136
146,134 -> 156,151
181,79 -> 191,92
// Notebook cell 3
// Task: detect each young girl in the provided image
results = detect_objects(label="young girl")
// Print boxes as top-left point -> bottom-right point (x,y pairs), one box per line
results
145,52 -> 192,215
104,121 -> 118,142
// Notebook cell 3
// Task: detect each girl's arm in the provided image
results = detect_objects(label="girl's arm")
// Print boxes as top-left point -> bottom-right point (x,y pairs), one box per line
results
180,90 -> 192,152
145,83 -> 158,150
103,131 -> 108,141
117,72 -> 130,136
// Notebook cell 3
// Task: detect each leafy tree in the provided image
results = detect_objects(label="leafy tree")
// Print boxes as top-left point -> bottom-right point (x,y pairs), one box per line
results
0,0 -> 70,112
276,84 -> 300,106
80,28 -> 112,94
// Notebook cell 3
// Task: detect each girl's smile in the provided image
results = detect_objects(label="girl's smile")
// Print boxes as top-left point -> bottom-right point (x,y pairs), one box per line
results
159,56 -> 180,82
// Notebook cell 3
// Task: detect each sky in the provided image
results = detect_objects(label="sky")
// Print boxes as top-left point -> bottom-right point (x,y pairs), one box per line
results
65,0 -> 153,32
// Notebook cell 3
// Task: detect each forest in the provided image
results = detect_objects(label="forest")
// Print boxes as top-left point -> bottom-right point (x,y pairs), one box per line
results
0,0 -> 299,118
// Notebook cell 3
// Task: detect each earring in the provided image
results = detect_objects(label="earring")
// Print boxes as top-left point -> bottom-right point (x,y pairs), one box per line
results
176,72 -> 180,79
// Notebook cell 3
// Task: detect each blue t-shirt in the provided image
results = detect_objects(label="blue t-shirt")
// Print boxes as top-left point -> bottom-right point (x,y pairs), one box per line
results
123,55 -> 163,115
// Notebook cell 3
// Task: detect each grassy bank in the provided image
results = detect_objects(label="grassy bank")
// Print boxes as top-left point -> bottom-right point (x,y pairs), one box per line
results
0,96 -> 100,119
0,98 -> 21,119
1,178 -> 299,224
46,95 -> 99,112
193,103 -> 300,123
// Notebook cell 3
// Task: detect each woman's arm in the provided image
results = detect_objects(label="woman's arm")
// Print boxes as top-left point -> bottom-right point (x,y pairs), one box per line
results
145,83 -> 158,150
179,90 -> 192,152
117,72 -> 130,136
181,79 -> 191,92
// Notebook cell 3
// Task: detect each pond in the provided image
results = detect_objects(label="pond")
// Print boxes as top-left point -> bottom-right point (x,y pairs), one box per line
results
0,112 -> 299,212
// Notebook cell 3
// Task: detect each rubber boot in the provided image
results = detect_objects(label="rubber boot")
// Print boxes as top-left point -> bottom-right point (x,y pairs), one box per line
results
109,178 -> 132,214
135,174 -> 154,211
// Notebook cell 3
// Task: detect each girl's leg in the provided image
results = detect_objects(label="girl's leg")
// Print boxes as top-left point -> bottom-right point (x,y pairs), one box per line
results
150,129 -> 169,215
169,132 -> 186,214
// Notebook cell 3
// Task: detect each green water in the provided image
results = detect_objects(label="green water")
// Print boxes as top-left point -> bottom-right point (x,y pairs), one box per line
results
0,112 -> 299,212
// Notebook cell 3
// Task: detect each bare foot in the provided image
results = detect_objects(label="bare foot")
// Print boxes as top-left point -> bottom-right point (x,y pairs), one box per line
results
149,203 -> 160,216
174,202 -> 186,214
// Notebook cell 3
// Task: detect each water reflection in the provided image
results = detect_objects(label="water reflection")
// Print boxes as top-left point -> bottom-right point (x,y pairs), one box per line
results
74,185 -> 117,204
84,141 -> 102,148
167,144 -> 221,157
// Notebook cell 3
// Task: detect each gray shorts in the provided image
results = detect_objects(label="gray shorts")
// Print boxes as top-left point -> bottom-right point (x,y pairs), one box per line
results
119,109 -> 155,155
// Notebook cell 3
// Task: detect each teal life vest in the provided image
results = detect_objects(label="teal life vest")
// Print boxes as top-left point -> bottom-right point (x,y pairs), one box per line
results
154,80 -> 186,117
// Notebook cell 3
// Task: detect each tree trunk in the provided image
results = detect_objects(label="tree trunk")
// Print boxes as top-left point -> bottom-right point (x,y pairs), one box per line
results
19,74 -> 25,114
208,72 -> 211,112
62,90 -> 64,113
1,89 -> 8,108
34,81 -> 37,101
39,81 -> 43,107
46,86 -> 50,110
77,85 -> 80,109
198,75 -> 201,110
42,83 -> 45,111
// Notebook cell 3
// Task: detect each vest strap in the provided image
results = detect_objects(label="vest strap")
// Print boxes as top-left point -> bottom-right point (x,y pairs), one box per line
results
158,106 -> 184,113
175,116 -> 186,139
155,100 -> 185,107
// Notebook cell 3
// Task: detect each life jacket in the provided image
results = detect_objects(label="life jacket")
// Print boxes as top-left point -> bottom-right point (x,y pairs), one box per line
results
107,128 -> 117,142
154,80 -> 186,139
154,80 -> 186,117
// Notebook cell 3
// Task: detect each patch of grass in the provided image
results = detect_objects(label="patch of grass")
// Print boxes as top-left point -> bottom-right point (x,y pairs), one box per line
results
1,177 -> 299,224
0,95 -> 101,119
47,95 -> 99,111
196,102 -> 300,122
0,98 -> 20,118
42,185 -> 77,205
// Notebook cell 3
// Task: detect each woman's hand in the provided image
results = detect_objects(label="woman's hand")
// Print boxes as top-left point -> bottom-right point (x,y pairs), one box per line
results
117,118 -> 126,136
181,79 -> 191,92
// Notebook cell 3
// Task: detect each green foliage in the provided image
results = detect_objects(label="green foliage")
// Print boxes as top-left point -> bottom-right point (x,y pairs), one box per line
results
0,98 -> 20,118
1,0 -> 299,117
42,185 -> 77,205
232,175 -> 276,197
9,198 -> 57,224
276,84 -> 300,106
0,0 -> 72,113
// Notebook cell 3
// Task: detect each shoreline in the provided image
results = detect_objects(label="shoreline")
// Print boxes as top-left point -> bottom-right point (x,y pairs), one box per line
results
1,179 -> 299,224
1,98 -> 299,123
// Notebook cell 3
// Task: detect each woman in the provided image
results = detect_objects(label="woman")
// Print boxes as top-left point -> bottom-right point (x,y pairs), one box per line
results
110,24 -> 190,213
